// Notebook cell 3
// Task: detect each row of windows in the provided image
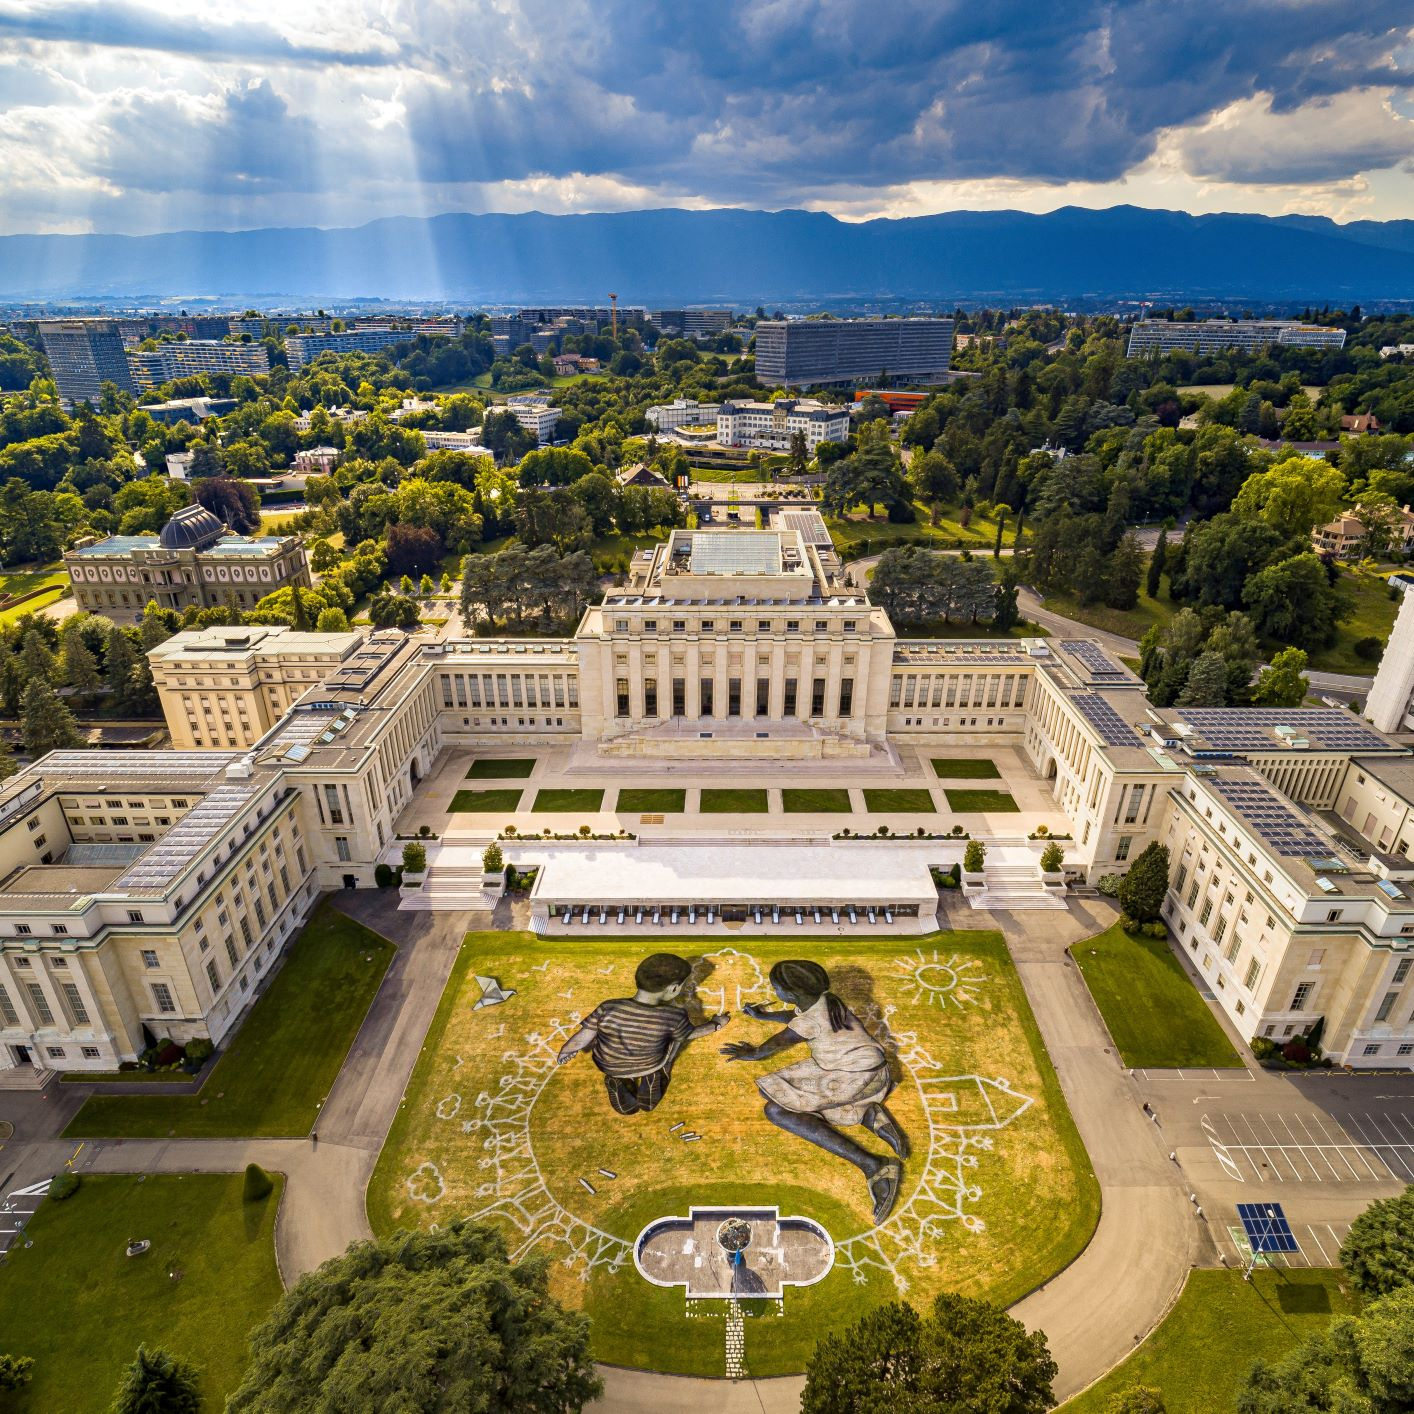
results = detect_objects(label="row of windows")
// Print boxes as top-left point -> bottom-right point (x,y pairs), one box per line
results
611,618 -> 859,635
615,675 -> 854,720
439,673 -> 576,711
891,673 -> 1027,712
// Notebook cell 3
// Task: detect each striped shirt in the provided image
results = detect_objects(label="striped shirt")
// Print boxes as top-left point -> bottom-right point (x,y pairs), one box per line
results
586,998 -> 694,1078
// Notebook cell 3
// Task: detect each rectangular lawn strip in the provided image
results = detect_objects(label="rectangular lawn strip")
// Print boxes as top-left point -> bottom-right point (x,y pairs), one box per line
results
699,787 -> 770,813
369,929 -> 1099,1377
64,902 -> 396,1138
944,788 -> 1019,812
1061,1269 -> 1361,1414
0,1173 -> 283,1412
1069,923 -> 1244,1069
931,757 -> 1001,779
465,758 -> 537,779
781,788 -> 854,813
862,787 -> 936,813
532,788 -> 605,812
615,788 -> 686,813
449,788 -> 523,812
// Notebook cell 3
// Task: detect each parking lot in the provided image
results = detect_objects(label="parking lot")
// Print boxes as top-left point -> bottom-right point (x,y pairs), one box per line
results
1202,1107 -> 1414,1185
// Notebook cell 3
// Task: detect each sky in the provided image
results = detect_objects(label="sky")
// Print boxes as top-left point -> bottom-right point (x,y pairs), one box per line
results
0,0 -> 1411,236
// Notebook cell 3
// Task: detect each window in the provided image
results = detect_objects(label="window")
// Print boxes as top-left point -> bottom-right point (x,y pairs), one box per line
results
141,949 -> 159,969
615,678 -> 630,718
672,678 -> 685,716
811,678 -> 826,716
614,618 -> 629,632
82,1045 -> 100,1060
701,621 -> 714,633
206,959 -> 221,992
643,619 -> 657,632
838,678 -> 854,717
1308,948 -> 1325,967
1363,1043 -> 1382,1056
26,983 -> 54,1026
728,678 -> 741,717
756,678 -> 769,716
1291,981 -> 1314,1011
225,936 -> 240,967
843,620 -> 857,632
1327,908 -> 1344,923
784,679 -> 798,717
1400,1044 -> 1414,1057
786,620 -> 799,633
127,910 -> 144,924
643,677 -> 658,717
700,678 -> 713,716
60,982 -> 89,1026
1243,958 -> 1260,990
0,985 -> 17,1026
729,620 -> 743,632
1375,991 -> 1399,1023
757,620 -> 769,632
49,957 -> 67,969
46,1046 -> 65,1060
335,837 -> 351,862
672,620 -> 686,632
151,982 -> 176,1014
1395,958 -> 1412,984
1199,898 -> 1213,926
1116,836 -> 1133,862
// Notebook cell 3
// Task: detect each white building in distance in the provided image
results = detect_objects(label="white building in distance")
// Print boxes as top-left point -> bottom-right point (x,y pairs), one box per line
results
1126,320 -> 1348,357
717,399 -> 850,451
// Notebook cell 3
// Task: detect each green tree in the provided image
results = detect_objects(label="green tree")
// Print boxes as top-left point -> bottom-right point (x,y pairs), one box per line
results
802,1292 -> 1056,1414
789,428 -> 809,477
482,842 -> 504,873
1040,841 -> 1065,874
0,1354 -> 34,1390
402,841 -> 427,873
61,632 -> 102,698
1146,529 -> 1167,599
1232,457 -> 1345,539
1177,649 -> 1229,707
369,593 -> 420,631
21,677 -> 83,757
315,607 -> 350,633
1103,1390 -> 1165,1414
226,1221 -> 600,1414
243,1163 -> 274,1203
110,1344 -> 201,1414
1252,647 -> 1310,709
1242,554 -> 1346,647
964,839 -> 986,873
1118,842 -> 1170,923
1340,1184 -> 1414,1297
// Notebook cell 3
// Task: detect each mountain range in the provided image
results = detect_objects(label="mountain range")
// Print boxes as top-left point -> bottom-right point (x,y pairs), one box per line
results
3,205 -> 1414,305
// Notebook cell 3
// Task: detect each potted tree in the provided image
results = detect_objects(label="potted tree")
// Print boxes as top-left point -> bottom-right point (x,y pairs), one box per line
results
399,840 -> 427,891
961,838 -> 987,893
1040,840 -> 1066,891
482,842 -> 506,899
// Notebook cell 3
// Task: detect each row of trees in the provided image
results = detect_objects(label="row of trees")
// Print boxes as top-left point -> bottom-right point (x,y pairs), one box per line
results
869,546 -> 1019,630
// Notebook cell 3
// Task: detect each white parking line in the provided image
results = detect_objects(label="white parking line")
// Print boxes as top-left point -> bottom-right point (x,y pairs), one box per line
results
1257,1115 -> 1305,1181
1305,1224 -> 1333,1263
1309,1114 -> 1381,1181
1237,1113 -> 1285,1181
1366,1114 -> 1414,1181
1338,1114 -> 1399,1181
1222,1115 -> 1264,1181
1294,1114 -> 1345,1181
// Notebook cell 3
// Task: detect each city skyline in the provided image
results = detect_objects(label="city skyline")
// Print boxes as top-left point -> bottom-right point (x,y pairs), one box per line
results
0,1 -> 1411,236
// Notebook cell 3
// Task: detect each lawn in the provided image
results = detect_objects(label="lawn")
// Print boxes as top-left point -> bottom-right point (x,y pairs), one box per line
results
782,788 -> 854,812
944,789 -> 1019,813
1069,923 -> 1244,1069
449,788 -> 524,812
931,758 -> 1001,779
615,788 -> 687,813
368,930 -> 1100,1378
1041,582 -> 1175,643
1308,570 -> 1399,675
0,1173 -> 283,1413
0,565 -> 69,625
825,503 -> 1022,558
466,758 -> 536,779
862,788 -> 937,813
64,903 -> 396,1138
532,788 -> 605,812
699,787 -> 770,813
1061,1268 -> 1361,1414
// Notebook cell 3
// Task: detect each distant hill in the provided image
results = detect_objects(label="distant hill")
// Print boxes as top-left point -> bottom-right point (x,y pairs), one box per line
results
3,205 -> 1413,304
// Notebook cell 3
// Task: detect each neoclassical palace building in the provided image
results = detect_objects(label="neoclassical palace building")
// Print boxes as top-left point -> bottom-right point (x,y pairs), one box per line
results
5,528 -> 1414,1074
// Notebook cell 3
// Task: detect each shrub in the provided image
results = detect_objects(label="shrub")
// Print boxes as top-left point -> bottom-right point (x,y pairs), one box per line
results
374,862 -> 395,889
1117,842 -> 1170,923
1250,1036 -> 1278,1060
1096,873 -> 1124,897
417,824 -> 432,838
154,1041 -> 184,1067
243,1163 -> 274,1203
184,1037 -> 214,1066
963,839 -> 986,872
401,841 -> 426,873
1354,635 -> 1383,661
951,824 -> 964,836
1040,841 -> 1065,874
1282,1039 -> 1311,1065
1142,921 -> 1167,938
482,842 -> 504,873
48,1171 -> 80,1201
504,863 -> 517,888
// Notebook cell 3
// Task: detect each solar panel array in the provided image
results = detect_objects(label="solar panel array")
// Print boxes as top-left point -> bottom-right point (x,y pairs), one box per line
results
780,510 -> 832,548
1178,709 -> 1391,753
1073,693 -> 1143,746
1209,776 -> 1330,856
115,779 -> 261,891
1237,1203 -> 1300,1254
1058,640 -> 1133,681
689,532 -> 783,576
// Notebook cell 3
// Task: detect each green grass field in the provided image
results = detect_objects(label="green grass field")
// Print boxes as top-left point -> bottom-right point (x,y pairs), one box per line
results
826,503 -> 1019,556
1061,1269 -> 1360,1414
449,788 -> 524,812
532,788 -> 605,812
944,789 -> 1019,813
1069,924 -> 1244,1069
1311,571 -> 1398,675
1041,583 -> 1175,643
0,1173 -> 283,1413
699,787 -> 770,813
368,930 -> 1100,1377
931,758 -> 1001,779
0,565 -> 69,625
781,788 -> 854,813
65,904 -> 395,1138
466,758 -> 537,779
863,788 -> 937,813
615,788 -> 687,813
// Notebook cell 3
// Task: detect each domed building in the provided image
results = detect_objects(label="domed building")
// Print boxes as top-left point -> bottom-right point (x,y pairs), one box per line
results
64,501 -> 311,623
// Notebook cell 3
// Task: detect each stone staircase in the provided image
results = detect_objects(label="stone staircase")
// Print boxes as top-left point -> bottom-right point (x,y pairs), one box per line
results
0,1063 -> 54,1091
966,860 -> 1068,911
399,850 -> 497,913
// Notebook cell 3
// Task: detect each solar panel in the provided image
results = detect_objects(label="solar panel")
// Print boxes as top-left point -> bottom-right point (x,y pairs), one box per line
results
1073,694 -> 1143,746
1178,709 -> 1392,753
1237,1203 -> 1300,1254
1058,640 -> 1134,680
1209,777 -> 1330,856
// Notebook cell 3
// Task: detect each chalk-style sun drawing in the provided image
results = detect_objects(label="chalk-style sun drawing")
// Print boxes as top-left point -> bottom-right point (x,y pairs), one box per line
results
897,949 -> 989,1009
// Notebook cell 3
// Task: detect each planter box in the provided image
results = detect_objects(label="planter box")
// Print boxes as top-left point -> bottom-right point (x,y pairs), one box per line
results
399,871 -> 426,892
483,871 -> 505,901
1041,872 -> 1067,891
961,870 -> 986,893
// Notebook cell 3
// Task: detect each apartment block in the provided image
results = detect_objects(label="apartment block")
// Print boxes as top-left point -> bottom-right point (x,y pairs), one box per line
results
754,318 -> 955,387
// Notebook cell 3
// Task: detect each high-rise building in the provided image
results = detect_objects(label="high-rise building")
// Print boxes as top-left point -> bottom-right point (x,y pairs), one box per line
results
1125,320 -> 1348,357
651,309 -> 734,339
126,341 -> 271,389
754,318 -> 955,387
37,320 -> 137,406
284,328 -> 416,370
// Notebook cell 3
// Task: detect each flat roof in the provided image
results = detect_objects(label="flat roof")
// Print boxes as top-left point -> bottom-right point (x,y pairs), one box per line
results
0,864 -> 125,896
689,531 -> 783,576
531,845 -> 936,905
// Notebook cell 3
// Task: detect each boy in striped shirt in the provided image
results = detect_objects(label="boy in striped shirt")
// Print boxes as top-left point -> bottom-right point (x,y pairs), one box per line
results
557,953 -> 729,1114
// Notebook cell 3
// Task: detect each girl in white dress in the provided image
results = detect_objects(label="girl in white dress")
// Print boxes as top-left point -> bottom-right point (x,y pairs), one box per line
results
722,959 -> 907,1223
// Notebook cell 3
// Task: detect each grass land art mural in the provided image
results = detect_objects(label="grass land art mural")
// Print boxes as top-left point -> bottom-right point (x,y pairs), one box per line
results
370,933 -> 1099,1377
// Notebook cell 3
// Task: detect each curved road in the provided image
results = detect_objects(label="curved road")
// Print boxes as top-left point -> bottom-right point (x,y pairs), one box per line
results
8,892 -> 1201,1409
